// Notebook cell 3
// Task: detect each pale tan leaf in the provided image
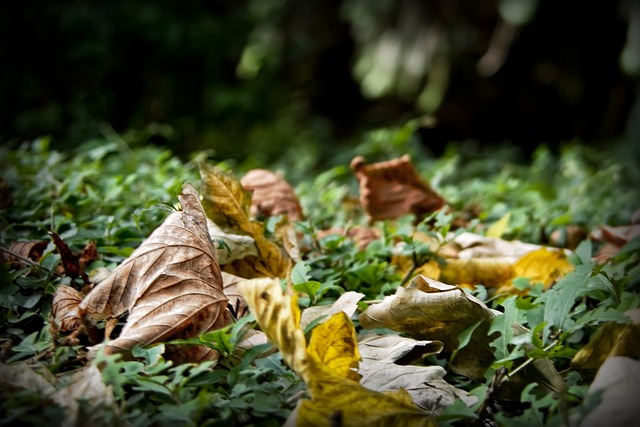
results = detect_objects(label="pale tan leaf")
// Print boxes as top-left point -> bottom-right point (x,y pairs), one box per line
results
79,184 -> 229,360
350,155 -> 446,222
576,357 -> 640,427
358,334 -> 477,413
52,285 -> 83,333
359,276 -> 498,380
449,232 -> 546,262
300,291 -> 365,330
240,169 -> 304,220
207,218 -> 258,264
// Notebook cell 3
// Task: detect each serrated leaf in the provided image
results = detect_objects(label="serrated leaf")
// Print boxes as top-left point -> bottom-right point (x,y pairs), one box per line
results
489,296 -> 523,361
543,263 -> 593,338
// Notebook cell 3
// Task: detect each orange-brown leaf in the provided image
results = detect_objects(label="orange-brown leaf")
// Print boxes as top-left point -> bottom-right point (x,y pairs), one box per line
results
350,155 -> 446,222
240,169 -> 303,220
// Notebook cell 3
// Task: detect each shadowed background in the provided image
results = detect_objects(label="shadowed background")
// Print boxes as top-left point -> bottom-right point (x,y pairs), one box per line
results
1,0 -> 638,166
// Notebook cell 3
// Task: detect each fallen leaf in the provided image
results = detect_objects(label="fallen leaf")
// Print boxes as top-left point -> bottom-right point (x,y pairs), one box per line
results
240,169 -> 304,220
358,334 -> 477,414
486,212 -> 511,238
52,285 -> 83,333
49,231 -> 88,282
576,357 -> 640,427
0,362 -> 114,427
79,184 -> 230,361
591,223 -> 640,263
359,276 -> 564,392
549,224 -> 587,250
494,248 -> 574,294
572,308 -> 640,380
350,155 -> 446,222
238,278 -> 435,427
316,226 -> 381,250
207,218 -> 258,264
222,271 -> 249,319
300,291 -> 365,330
398,232 -> 574,294
449,232 -> 547,262
199,161 -> 291,278
307,311 -> 362,382
359,275 -> 497,380
0,240 -> 48,268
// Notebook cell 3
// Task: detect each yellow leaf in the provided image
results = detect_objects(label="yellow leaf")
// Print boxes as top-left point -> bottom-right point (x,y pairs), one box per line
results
440,258 -> 514,288
237,278 -> 435,427
486,212 -> 511,238
496,248 -> 574,294
572,309 -> 640,380
307,312 -> 362,382
199,162 -> 291,278
298,382 -> 434,427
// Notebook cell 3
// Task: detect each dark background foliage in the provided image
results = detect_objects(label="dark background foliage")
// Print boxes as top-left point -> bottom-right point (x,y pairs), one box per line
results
1,0 -> 638,165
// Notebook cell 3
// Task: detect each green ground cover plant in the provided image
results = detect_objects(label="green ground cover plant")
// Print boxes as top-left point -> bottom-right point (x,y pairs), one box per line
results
0,125 -> 638,426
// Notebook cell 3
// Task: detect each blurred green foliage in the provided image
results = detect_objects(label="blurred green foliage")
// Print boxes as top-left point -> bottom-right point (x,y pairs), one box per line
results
1,0 -> 638,170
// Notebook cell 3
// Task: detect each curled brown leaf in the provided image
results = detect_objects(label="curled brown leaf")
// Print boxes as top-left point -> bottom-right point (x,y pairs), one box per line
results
79,184 -> 229,361
52,285 -> 84,333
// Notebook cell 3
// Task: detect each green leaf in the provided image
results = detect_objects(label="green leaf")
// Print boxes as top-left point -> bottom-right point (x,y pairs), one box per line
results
291,260 -> 312,284
293,281 -> 321,300
488,296 -> 521,361
542,263 -> 593,339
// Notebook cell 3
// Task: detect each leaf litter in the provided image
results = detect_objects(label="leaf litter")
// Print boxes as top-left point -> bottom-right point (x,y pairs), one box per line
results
1,148 -> 638,426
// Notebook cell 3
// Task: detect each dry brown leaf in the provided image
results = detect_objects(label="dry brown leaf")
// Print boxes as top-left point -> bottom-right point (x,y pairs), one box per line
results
591,223 -> 640,264
79,184 -> 229,361
350,155 -> 446,222
199,162 -> 291,278
0,362 -> 114,427
316,226 -> 381,250
240,169 -> 304,220
1,240 -> 48,268
222,271 -> 249,318
52,285 -> 83,333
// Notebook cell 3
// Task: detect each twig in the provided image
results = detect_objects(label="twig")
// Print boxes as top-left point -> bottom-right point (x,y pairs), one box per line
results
499,339 -> 559,387
399,249 -> 419,287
